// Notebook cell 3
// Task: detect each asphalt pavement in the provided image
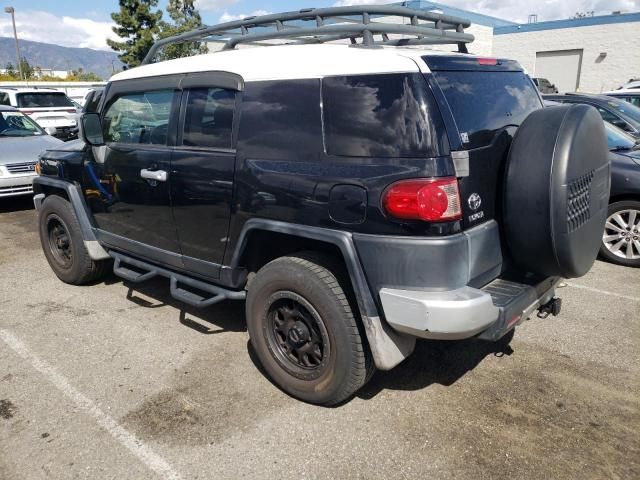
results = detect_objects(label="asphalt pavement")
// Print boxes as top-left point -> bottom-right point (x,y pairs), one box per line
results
1,196 -> 638,480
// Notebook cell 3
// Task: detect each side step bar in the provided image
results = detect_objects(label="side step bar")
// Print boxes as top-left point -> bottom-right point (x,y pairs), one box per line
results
110,251 -> 246,308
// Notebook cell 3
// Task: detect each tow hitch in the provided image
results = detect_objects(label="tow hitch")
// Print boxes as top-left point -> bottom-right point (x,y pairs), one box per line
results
537,297 -> 562,319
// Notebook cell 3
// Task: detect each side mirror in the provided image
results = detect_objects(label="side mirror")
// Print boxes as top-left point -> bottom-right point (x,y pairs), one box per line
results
80,113 -> 105,146
44,126 -> 57,136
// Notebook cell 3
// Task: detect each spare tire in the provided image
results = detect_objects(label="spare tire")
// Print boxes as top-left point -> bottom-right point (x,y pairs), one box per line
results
504,104 -> 610,278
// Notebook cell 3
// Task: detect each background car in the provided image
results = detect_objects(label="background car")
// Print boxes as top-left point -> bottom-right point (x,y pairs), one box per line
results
82,87 -> 105,113
602,122 -> 640,267
532,77 -> 558,93
606,88 -> 640,108
0,87 -> 79,141
618,79 -> 640,90
545,93 -> 640,139
0,105 -> 62,198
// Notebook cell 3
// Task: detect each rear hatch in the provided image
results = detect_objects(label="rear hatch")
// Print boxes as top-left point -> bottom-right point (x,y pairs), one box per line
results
16,92 -> 78,128
423,56 -> 543,230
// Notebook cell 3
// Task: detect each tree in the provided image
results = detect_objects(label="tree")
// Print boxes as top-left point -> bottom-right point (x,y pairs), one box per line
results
157,0 -> 208,61
19,57 -> 34,79
68,68 -> 104,82
5,63 -> 15,78
107,0 -> 163,68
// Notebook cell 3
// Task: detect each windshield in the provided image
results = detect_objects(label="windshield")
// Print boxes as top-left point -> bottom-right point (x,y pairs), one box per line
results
17,92 -> 74,108
606,122 -> 637,150
0,111 -> 45,137
433,71 -> 542,149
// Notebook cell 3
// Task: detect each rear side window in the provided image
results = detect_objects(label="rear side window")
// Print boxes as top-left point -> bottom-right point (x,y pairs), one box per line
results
322,73 -> 448,157
102,89 -> 173,145
433,71 -> 542,149
17,92 -> 73,108
238,79 -> 323,159
182,87 -> 236,149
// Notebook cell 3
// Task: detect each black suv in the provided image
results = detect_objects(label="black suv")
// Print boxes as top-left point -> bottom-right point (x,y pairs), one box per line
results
33,7 -> 611,405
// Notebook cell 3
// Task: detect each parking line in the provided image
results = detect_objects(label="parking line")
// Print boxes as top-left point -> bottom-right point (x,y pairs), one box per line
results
0,329 -> 182,480
564,283 -> 640,302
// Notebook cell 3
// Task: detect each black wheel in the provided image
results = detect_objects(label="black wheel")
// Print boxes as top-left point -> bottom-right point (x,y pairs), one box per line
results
246,252 -> 371,405
599,200 -> 640,268
38,195 -> 111,285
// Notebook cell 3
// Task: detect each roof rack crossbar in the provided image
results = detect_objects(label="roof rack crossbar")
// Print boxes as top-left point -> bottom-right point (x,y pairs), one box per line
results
141,5 -> 474,65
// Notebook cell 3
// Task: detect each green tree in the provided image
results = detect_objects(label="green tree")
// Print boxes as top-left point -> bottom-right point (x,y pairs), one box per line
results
69,68 -> 104,82
20,57 -> 34,79
107,0 -> 163,68
5,63 -> 16,78
158,0 -> 208,61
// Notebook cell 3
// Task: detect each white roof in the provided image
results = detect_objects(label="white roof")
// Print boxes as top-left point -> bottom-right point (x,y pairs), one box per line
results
109,44 -> 475,83
606,88 -> 640,95
0,87 -> 61,93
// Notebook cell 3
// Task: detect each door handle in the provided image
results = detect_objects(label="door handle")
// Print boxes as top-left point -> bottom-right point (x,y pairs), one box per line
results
140,169 -> 168,182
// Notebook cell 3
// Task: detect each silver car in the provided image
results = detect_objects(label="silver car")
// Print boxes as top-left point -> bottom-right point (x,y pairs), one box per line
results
0,105 -> 63,198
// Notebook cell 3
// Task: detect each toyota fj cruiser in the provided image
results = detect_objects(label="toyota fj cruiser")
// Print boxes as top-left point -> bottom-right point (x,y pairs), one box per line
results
33,6 -> 610,405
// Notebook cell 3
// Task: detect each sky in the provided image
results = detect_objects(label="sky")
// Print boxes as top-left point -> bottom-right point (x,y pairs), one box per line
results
0,0 -> 638,51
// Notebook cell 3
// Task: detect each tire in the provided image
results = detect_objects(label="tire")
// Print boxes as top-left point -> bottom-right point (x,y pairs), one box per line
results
246,252 -> 371,405
504,104 -> 610,278
38,195 -> 111,285
599,200 -> 640,268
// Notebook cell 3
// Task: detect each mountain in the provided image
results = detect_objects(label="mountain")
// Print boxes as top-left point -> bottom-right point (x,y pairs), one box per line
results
0,37 -> 123,80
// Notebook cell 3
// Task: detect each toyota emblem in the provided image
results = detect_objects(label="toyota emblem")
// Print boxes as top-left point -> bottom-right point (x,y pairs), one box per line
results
468,193 -> 482,211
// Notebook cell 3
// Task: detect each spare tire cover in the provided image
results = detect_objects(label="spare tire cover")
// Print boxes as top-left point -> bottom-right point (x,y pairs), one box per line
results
504,104 -> 611,278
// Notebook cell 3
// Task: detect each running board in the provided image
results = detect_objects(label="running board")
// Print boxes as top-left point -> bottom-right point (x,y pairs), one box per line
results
110,251 -> 246,308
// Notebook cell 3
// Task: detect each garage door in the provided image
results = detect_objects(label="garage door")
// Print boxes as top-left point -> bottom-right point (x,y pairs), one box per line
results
535,50 -> 583,93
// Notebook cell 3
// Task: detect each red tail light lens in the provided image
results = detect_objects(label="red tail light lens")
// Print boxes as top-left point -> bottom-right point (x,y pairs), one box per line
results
383,177 -> 462,222
477,58 -> 498,66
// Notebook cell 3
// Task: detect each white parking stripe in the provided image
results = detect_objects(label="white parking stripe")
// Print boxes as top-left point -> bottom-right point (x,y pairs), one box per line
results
565,283 -> 640,302
0,329 -> 182,480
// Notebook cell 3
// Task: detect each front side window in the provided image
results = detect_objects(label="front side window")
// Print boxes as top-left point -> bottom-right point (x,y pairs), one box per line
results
322,73 -> 448,157
102,90 -> 173,145
182,87 -> 236,149
17,92 -> 74,108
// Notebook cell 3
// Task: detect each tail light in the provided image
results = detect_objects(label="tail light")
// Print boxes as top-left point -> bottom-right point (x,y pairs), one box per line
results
382,177 -> 462,222
478,58 -> 498,66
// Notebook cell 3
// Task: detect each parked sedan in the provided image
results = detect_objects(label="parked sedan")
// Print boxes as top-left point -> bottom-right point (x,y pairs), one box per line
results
0,106 -> 63,198
545,93 -> 640,139
602,123 -> 640,267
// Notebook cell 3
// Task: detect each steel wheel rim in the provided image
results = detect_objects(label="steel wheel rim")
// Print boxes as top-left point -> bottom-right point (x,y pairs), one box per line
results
603,209 -> 640,260
47,214 -> 73,268
264,291 -> 330,380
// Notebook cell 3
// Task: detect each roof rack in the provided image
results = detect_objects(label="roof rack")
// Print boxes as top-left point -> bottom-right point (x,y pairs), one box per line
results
141,5 -> 474,65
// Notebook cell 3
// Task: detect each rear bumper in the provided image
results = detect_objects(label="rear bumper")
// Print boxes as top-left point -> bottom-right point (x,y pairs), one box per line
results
380,276 -> 560,340
0,172 -> 36,197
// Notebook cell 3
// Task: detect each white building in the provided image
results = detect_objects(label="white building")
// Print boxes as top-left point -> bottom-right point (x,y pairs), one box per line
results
400,1 -> 640,93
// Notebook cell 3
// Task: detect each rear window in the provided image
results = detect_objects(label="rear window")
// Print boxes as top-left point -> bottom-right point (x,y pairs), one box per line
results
434,71 -> 542,149
17,92 -> 74,108
322,73 -> 448,158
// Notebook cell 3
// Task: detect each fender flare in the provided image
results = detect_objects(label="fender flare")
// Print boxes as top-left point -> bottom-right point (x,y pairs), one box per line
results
230,219 -> 416,370
33,176 -> 110,261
